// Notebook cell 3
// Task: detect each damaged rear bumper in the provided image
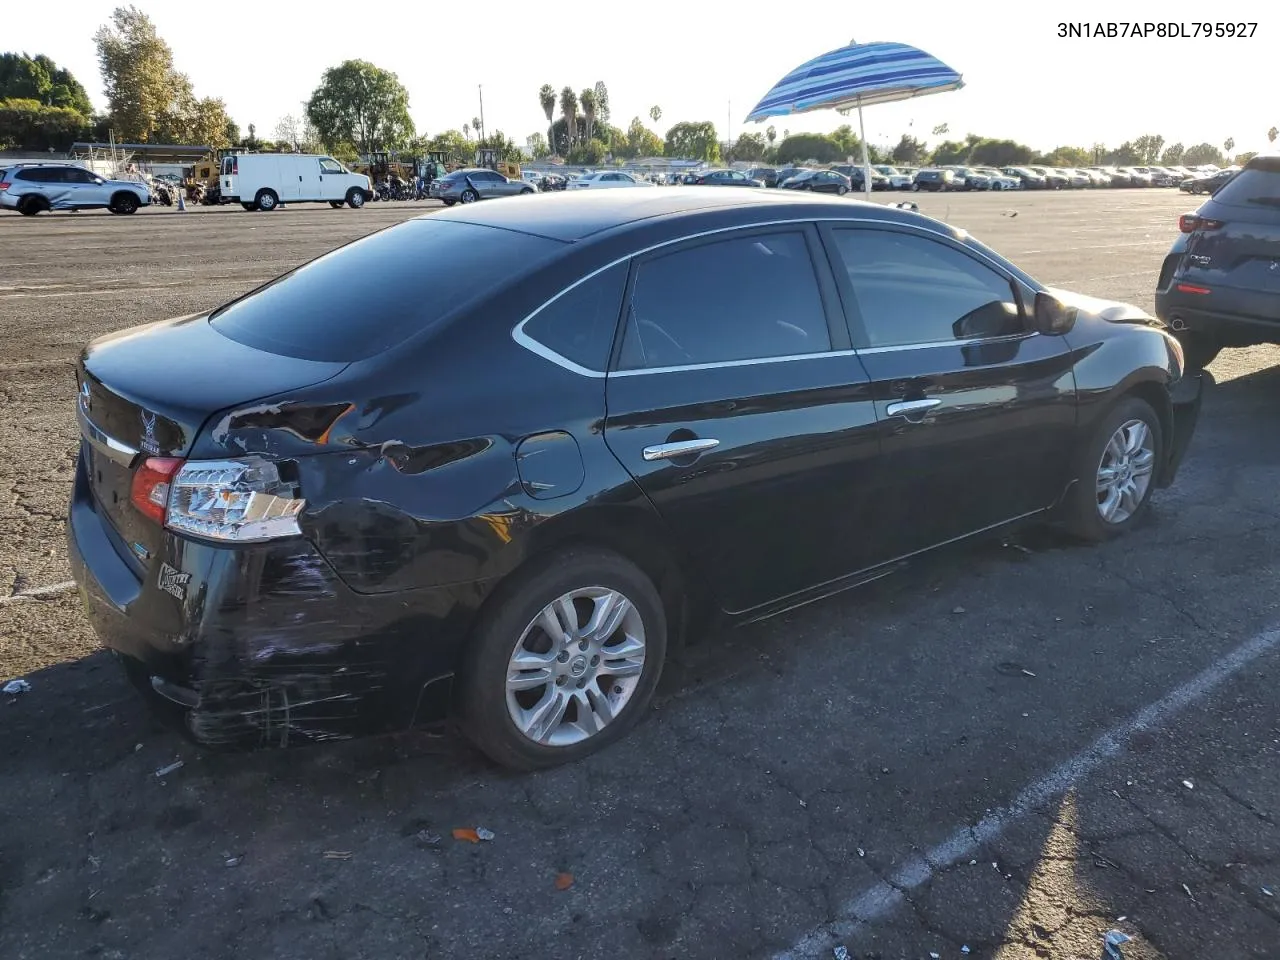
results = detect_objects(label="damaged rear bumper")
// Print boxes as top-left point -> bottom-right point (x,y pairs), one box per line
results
68,453 -> 484,748
1158,371 -> 1206,488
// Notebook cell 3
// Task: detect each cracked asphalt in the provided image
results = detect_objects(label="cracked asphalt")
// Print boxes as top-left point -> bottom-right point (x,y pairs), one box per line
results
2,191 -> 1278,960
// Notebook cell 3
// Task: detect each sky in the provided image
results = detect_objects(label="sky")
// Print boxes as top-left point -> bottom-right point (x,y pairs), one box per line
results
8,3 -> 1275,156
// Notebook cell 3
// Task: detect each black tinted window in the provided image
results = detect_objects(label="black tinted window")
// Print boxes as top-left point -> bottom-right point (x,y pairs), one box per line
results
211,219 -> 563,362
830,229 -> 1023,348
618,231 -> 830,370
16,168 -> 51,182
522,262 -> 627,370
1211,158 -> 1280,208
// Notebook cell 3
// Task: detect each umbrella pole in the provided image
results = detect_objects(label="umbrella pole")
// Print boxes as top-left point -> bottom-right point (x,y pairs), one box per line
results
858,102 -> 872,202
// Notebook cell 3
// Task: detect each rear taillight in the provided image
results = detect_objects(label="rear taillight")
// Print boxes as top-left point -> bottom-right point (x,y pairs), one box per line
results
0,180 -> 10,192
166,457 -> 305,543
1179,214 -> 1225,233
131,457 -> 184,524
230,157 -> 238,175
1176,283 -> 1212,295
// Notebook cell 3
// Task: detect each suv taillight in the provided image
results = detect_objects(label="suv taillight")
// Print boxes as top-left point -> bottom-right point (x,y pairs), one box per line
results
1179,214 -> 1225,233
0,180 -> 10,192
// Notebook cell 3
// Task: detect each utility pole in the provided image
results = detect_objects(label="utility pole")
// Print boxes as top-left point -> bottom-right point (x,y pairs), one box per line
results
478,85 -> 486,142
726,99 -> 732,164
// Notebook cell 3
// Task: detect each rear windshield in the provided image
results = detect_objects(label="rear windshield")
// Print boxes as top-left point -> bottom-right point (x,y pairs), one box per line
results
1210,157 -> 1280,209
210,218 -> 563,362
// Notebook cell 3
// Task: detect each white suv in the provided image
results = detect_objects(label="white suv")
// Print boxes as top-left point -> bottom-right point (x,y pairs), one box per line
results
0,164 -> 151,216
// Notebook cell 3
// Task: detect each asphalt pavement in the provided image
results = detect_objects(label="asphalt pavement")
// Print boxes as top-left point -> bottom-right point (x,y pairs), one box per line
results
1,190 -> 1277,960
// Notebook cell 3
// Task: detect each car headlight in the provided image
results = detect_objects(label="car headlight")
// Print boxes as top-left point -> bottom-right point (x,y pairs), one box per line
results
166,457 -> 305,542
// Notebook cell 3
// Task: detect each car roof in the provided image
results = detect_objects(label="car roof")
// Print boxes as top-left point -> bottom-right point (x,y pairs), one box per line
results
424,186 -> 951,243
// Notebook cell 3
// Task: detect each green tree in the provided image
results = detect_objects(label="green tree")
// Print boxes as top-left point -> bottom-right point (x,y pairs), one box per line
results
567,138 -> 608,165
775,132 -> 842,164
931,123 -> 949,137
1269,126 -> 1278,144
1104,141 -> 1139,164
478,128 -> 520,160
526,131 -> 549,158
766,125 -> 776,147
429,129 -> 470,160
1043,145 -> 1091,166
1183,142 -> 1224,166
1161,142 -> 1185,164
593,81 -> 610,126
579,88 -> 596,143
621,116 -> 663,158
649,105 -> 661,126
930,139 -> 970,165
1132,134 -> 1165,164
538,84 -> 556,156
891,133 -> 927,164
0,97 -> 88,150
94,6 -> 233,147
1235,151 -> 1257,165
965,138 -> 1033,166
0,53 -> 93,114
559,87 -> 578,151
1223,137 -> 1234,158
306,59 -> 413,155
665,120 -> 720,161
830,124 -> 861,158
732,131 -> 767,161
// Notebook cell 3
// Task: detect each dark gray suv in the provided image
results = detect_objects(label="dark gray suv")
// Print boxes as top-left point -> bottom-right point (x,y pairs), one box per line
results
0,163 -> 151,216
1156,155 -> 1280,368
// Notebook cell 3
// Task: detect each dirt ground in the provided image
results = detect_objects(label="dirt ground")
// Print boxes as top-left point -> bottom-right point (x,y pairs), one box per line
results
1,192 -> 1277,960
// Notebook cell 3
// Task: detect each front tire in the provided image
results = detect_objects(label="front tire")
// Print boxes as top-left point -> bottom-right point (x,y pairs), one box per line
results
458,548 -> 668,771
1063,397 -> 1163,542
346,188 -> 365,209
110,193 -> 139,214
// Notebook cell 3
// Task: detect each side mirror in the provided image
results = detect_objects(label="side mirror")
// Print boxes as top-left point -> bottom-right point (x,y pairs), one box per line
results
1033,291 -> 1077,336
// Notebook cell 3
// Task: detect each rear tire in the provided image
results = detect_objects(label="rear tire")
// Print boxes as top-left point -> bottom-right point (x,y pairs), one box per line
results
1174,331 -> 1221,371
18,195 -> 46,216
460,188 -> 479,204
1062,396 -> 1163,542
457,548 -> 668,771
254,189 -> 279,211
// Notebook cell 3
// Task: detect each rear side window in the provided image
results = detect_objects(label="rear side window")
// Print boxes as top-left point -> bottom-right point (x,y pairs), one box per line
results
617,230 -> 831,370
16,168 -> 50,181
1210,158 -> 1280,209
210,219 -> 563,362
521,262 -> 628,371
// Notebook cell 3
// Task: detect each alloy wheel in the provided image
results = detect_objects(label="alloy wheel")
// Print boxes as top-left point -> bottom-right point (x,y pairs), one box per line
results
1096,419 -> 1155,524
505,587 -> 646,747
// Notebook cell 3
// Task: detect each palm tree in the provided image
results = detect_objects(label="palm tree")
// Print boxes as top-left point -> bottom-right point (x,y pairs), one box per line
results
580,88 -> 597,144
463,123 -> 470,140
1224,137 -> 1235,160
1269,126 -> 1278,145
649,105 -> 661,127
539,84 -> 557,156
766,126 -> 776,146
472,117 -> 482,142
560,87 -> 578,151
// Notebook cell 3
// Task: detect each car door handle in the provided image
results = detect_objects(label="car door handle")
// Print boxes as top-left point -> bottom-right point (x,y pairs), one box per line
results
885,398 -> 942,419
642,438 -> 720,461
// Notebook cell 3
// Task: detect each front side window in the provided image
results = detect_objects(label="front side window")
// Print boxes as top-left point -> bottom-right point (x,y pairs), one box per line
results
618,231 -> 831,370
829,229 -> 1024,348
319,158 -> 344,174
521,262 -> 628,371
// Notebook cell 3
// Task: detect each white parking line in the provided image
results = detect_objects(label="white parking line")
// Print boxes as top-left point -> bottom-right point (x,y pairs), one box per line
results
0,581 -> 76,605
774,626 -> 1280,959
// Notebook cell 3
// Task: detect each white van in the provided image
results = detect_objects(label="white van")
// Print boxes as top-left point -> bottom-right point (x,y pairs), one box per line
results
220,154 -> 373,211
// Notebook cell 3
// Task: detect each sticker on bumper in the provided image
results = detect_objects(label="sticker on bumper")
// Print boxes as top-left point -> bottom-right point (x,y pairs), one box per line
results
157,562 -> 191,600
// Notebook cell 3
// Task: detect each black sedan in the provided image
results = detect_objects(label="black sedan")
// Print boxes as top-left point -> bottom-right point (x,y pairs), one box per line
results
778,169 -> 852,195
690,169 -> 763,187
69,189 -> 1202,770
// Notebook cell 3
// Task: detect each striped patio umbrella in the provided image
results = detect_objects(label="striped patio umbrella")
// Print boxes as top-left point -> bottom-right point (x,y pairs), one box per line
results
745,41 -> 963,200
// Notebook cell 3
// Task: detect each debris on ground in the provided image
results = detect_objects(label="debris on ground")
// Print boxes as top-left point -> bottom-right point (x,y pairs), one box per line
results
857,848 -> 865,858
154,760 -> 184,778
952,606 -> 966,614
453,827 -> 495,843
962,947 -> 971,955
476,827 -> 495,841
929,952 -> 940,959
554,872 -> 574,891
1262,886 -> 1274,897
1182,780 -> 1195,790
323,850 -> 353,860
1182,883 -> 1197,902
3,679 -> 31,695
414,829 -> 442,848
224,855 -> 243,868
833,946 -> 849,960
1103,929 -> 1131,959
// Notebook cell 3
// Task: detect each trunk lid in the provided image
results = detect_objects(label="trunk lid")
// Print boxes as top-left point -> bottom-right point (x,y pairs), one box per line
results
1184,158 -> 1280,296
77,313 -> 348,558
